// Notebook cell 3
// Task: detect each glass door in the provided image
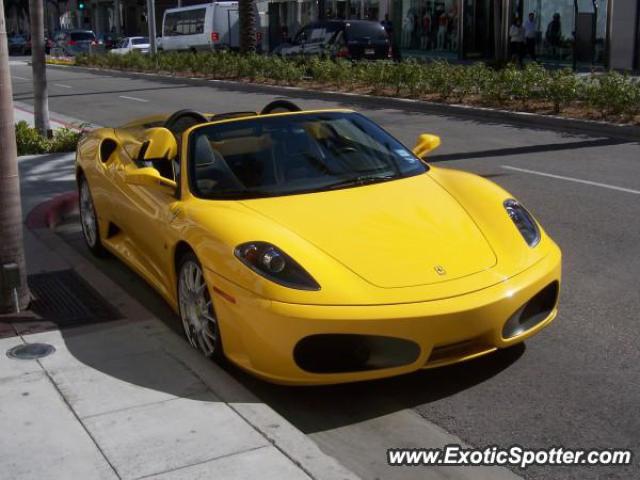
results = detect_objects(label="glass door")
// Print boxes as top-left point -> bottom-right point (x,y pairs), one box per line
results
462,0 -> 493,59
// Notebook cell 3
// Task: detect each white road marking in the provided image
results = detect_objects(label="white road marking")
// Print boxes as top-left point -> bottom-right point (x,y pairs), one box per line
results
53,83 -> 72,88
118,95 -> 149,103
502,165 -> 640,195
12,75 -> 29,80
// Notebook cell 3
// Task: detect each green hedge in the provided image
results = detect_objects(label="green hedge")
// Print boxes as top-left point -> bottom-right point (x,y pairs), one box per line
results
75,52 -> 640,122
15,121 -> 82,156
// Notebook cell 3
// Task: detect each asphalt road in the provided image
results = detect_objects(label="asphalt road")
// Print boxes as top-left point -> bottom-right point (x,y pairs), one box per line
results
11,60 -> 640,480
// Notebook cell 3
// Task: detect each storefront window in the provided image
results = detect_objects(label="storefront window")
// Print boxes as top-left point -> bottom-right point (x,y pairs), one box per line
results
398,0 -> 459,58
520,0 -> 608,65
323,0 -> 380,20
363,0 -> 380,20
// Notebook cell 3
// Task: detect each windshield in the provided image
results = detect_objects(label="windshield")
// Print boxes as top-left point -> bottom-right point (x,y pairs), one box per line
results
345,22 -> 388,41
188,112 -> 427,200
132,37 -> 149,45
70,31 -> 95,41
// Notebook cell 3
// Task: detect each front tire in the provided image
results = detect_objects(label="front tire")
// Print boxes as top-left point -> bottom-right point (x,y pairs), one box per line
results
79,176 -> 107,257
177,252 -> 223,360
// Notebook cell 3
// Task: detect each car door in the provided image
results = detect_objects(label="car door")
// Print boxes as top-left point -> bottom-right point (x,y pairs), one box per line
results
284,25 -> 309,56
118,165 -> 181,299
108,128 -> 180,295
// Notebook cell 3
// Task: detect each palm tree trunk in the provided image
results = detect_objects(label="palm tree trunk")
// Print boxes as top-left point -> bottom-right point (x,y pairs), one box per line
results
239,0 -> 256,54
29,0 -> 50,136
0,0 -> 30,312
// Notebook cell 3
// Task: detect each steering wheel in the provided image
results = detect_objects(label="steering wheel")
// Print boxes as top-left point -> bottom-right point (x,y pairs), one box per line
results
260,100 -> 302,115
164,109 -> 209,136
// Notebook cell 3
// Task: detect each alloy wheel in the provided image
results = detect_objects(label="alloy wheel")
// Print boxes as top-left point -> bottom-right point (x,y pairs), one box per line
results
178,259 -> 218,357
79,179 -> 97,248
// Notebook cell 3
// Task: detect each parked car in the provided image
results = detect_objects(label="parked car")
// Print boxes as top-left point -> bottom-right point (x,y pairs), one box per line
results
274,20 -> 392,61
8,34 -> 27,55
54,30 -> 97,56
23,36 -> 54,55
76,100 -> 561,385
97,33 -> 118,50
161,1 -> 266,52
111,36 -> 150,55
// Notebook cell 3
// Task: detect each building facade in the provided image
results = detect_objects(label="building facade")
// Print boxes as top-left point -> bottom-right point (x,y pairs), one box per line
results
5,0 -> 638,69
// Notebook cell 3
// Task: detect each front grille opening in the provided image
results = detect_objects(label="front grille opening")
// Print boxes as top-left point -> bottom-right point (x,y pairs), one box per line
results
293,334 -> 420,374
502,281 -> 559,339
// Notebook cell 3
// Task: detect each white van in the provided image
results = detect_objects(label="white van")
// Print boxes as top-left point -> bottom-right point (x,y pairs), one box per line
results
161,2 -> 266,52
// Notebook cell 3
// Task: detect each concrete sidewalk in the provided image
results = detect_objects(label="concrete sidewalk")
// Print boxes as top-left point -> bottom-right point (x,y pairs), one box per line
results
1,140 -> 359,478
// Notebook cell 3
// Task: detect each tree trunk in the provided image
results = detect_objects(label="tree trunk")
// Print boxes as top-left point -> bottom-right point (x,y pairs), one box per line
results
29,0 -> 50,136
0,0 -> 30,312
239,0 -> 256,54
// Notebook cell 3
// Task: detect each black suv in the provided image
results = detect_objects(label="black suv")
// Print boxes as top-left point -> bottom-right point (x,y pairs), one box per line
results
274,20 -> 391,61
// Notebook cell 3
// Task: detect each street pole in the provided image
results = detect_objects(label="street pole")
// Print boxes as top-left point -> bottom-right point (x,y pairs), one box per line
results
113,0 -> 121,36
0,0 -> 30,313
29,0 -> 50,137
146,0 -> 157,54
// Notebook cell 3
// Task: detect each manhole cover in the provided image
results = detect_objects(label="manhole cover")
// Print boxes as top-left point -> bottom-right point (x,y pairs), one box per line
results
7,343 -> 56,360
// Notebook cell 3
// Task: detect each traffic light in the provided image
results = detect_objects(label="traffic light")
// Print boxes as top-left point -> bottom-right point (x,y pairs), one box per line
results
78,1 -> 85,9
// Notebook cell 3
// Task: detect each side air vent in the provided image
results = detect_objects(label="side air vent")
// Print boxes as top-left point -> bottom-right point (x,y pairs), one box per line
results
100,139 -> 118,163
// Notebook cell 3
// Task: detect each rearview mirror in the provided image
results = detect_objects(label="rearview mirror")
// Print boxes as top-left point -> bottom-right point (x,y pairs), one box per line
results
137,127 -> 178,163
125,167 -> 177,191
412,134 -> 441,159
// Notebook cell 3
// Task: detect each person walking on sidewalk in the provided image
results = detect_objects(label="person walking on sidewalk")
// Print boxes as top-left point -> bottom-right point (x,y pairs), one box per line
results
509,17 -> 525,66
523,12 -> 537,61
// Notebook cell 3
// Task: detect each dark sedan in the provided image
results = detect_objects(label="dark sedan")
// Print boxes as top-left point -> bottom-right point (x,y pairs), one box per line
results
274,20 -> 392,61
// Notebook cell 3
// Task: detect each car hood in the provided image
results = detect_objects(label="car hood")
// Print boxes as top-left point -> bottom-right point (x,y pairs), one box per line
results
240,174 -> 497,288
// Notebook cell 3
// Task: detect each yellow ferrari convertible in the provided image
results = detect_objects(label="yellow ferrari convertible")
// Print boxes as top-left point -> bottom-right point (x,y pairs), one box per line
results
76,100 -> 561,385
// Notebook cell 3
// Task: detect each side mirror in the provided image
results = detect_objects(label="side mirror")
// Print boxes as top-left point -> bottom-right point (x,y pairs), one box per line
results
125,167 -> 177,191
412,134 -> 441,159
137,127 -> 178,163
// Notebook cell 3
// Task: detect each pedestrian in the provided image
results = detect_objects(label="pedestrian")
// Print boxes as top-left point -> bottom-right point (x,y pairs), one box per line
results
436,10 -> 448,50
523,12 -> 537,61
381,14 -> 401,61
381,13 -> 393,36
509,18 -> 525,65
546,13 -> 562,58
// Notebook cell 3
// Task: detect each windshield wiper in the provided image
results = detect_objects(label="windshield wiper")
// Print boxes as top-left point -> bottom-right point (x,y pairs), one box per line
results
325,174 -> 397,190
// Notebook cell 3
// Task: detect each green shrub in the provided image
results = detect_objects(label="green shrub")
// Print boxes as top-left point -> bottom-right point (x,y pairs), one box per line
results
585,72 -> 637,119
15,121 -> 81,156
516,63 -> 548,108
543,69 -> 583,114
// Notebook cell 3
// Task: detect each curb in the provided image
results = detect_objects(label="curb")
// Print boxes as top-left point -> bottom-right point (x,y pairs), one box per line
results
48,63 -> 640,142
25,191 -> 79,230
24,191 -> 78,230
13,100 -> 102,130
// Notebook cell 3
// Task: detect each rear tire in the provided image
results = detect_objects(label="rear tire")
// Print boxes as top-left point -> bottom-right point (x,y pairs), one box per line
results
78,176 -> 107,257
177,252 -> 224,361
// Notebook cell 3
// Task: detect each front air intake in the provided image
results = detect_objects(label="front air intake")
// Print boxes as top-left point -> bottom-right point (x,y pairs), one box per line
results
293,334 -> 420,374
503,282 -> 559,339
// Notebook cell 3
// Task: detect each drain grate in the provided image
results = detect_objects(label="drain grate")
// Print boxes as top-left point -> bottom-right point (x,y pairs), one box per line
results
27,270 -> 123,327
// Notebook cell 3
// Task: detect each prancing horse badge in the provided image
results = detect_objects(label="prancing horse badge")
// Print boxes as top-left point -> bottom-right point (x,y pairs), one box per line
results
434,265 -> 447,276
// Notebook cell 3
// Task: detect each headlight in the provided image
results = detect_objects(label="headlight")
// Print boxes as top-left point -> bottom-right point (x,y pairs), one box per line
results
235,242 -> 320,291
504,199 -> 540,247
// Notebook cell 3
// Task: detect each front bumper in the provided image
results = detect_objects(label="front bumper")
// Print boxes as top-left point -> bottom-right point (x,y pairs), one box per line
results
205,249 -> 561,385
